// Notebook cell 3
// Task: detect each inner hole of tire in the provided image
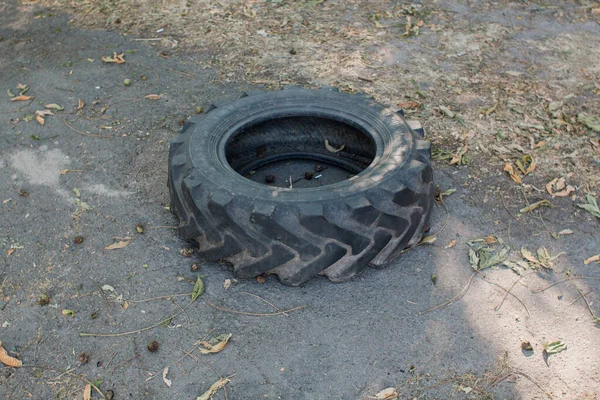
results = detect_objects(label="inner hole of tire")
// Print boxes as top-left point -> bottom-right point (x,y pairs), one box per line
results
225,116 -> 376,188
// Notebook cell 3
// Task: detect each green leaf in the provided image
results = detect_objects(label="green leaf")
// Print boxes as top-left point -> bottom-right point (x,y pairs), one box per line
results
577,194 -> 600,218
543,341 -> 567,355
468,248 -> 479,270
7,88 -> 14,97
479,246 -> 510,270
191,277 -> 205,302
90,380 -> 103,387
160,317 -> 173,327
537,247 -> 551,268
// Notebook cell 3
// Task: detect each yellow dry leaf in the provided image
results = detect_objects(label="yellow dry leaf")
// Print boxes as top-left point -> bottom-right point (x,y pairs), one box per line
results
76,99 -> 85,111
325,139 -> 344,153
196,377 -> 230,400
7,248 -> 15,256
144,94 -> 161,100
83,383 -> 91,400
16,83 -> 27,90
371,387 -> 399,400
519,199 -> 552,213
198,333 -> 232,354
10,95 -> 33,102
450,144 -> 468,165
503,163 -> 522,184
419,235 -> 436,245
0,341 -> 22,368
223,279 -> 231,289
104,240 -> 132,250
523,155 -> 536,175
102,52 -> 125,64
36,109 -> 54,117
546,177 -> 575,197
584,254 -> 600,265
445,240 -> 457,249
35,115 -> 44,125
482,235 -> 498,245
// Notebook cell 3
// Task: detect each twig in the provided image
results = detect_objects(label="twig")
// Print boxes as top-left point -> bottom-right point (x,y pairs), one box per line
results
147,225 -> 178,230
479,275 -> 530,317
79,300 -> 193,337
512,370 -> 552,399
239,291 -> 289,316
569,289 -> 594,306
105,352 -> 118,369
17,365 -> 106,399
532,276 -> 600,293
494,273 -> 528,312
128,293 -> 190,303
203,298 -> 305,317
575,286 -> 600,322
63,118 -> 112,138
420,271 -> 477,314
500,194 -> 518,222
109,353 -> 139,372
430,202 -> 450,236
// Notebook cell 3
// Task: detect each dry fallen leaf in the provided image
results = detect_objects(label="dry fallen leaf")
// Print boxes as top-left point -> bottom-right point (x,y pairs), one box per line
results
371,387 -> 399,400
521,247 -> 539,264
45,103 -> 64,111
256,275 -> 266,284
397,101 -> 420,109
102,52 -> 126,64
76,99 -> 85,111
450,144 -> 468,165
35,115 -> 45,125
584,254 -> 600,265
104,240 -> 132,250
36,109 -> 54,117
144,94 -> 161,100
16,83 -> 27,90
198,333 -> 232,354
162,367 -> 172,387
445,240 -> 457,249
558,229 -> 574,235
10,95 -> 33,102
519,200 -> 552,213
504,163 -> 522,184
7,248 -> 15,256
0,341 -> 22,368
546,177 -> 575,197
325,139 -> 345,153
223,279 -> 231,289
197,377 -> 230,400
515,155 -> 537,175
83,383 -> 91,400
419,235 -> 436,245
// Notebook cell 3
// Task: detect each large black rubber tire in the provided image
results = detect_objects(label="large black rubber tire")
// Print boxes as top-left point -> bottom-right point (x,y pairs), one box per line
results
168,87 -> 433,285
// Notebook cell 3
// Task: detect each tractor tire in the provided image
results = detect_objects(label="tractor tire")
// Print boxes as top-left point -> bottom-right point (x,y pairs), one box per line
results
168,87 -> 433,285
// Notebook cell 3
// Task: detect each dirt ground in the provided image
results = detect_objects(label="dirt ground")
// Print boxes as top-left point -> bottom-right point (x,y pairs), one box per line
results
1,0 -> 599,399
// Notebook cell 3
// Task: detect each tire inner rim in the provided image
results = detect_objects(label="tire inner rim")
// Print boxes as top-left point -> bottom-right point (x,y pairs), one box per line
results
225,116 -> 376,189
